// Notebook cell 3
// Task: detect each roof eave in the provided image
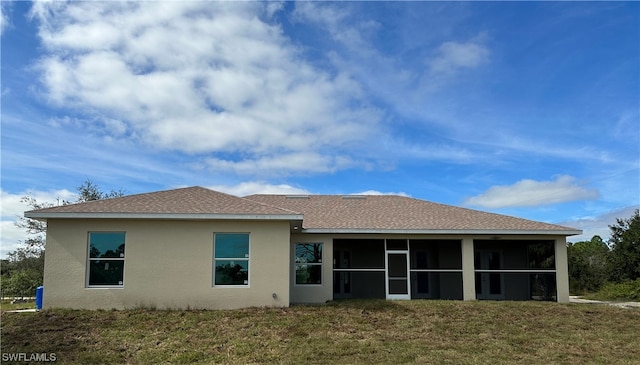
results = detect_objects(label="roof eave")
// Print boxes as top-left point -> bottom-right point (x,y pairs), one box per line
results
24,212 -> 304,221
300,228 -> 583,236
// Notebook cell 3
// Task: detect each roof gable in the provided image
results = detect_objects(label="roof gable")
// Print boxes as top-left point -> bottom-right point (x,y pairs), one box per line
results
25,186 -> 300,219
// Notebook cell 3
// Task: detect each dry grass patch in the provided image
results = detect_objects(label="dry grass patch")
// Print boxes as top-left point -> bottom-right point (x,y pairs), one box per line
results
2,300 -> 639,364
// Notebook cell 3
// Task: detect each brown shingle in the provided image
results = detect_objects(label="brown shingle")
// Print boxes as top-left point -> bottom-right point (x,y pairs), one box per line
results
26,186 -> 298,216
25,186 -> 579,234
245,194 -> 579,233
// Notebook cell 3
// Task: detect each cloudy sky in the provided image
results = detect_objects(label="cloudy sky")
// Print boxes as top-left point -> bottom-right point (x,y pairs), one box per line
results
1,1 -> 638,256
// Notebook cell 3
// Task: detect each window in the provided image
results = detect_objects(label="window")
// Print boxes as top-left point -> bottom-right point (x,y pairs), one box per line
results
214,233 -> 250,286
88,232 -> 126,287
295,243 -> 323,285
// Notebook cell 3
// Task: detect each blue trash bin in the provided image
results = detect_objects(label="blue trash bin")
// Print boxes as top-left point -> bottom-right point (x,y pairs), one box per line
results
35,286 -> 44,310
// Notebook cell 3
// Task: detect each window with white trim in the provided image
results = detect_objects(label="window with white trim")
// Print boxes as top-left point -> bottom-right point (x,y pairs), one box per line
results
295,243 -> 323,285
214,233 -> 250,286
87,232 -> 126,287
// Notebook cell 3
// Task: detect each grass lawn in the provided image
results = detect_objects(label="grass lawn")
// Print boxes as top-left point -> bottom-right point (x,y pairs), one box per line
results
2,300 -> 639,364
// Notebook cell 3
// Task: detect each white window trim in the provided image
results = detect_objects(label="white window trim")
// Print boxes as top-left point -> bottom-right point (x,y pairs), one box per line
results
213,232 -> 251,288
86,231 -> 126,288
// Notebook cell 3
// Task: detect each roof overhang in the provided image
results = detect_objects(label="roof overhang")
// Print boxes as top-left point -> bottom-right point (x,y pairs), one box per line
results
24,212 -> 581,236
24,212 -> 304,221
300,228 -> 583,236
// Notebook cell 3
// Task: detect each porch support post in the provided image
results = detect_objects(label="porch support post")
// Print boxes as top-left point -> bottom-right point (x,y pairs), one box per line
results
461,237 -> 476,301
554,238 -> 570,303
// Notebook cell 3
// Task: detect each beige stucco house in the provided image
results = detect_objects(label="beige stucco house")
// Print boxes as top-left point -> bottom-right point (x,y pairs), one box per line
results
25,186 -> 581,310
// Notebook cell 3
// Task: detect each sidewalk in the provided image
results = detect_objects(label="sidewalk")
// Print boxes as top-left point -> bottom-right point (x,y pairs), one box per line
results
4,308 -> 38,313
569,295 -> 640,309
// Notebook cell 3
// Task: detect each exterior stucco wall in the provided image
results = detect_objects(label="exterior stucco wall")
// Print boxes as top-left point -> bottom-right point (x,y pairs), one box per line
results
554,237 -> 570,303
461,237 -> 475,300
289,234 -> 334,304
43,221 -> 571,309
43,219 -> 291,310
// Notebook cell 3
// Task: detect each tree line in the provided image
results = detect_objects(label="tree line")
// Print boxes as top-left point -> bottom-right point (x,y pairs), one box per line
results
567,209 -> 640,295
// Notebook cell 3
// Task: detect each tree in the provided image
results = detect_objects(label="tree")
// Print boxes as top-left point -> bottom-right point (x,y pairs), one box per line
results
14,196 -> 57,252
0,248 -> 45,298
6,248 -> 45,279
14,179 -> 125,252
76,179 -> 125,202
608,209 -> 640,282
567,235 -> 610,293
3,269 -> 42,298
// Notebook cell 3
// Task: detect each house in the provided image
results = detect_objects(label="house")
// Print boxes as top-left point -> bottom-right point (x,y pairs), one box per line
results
25,186 -> 581,310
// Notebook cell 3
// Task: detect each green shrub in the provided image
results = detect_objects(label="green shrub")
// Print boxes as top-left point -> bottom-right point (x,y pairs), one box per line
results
586,279 -> 640,301
1,270 -> 42,298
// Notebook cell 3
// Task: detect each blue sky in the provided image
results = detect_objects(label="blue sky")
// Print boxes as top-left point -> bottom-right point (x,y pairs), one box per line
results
1,1 -> 639,256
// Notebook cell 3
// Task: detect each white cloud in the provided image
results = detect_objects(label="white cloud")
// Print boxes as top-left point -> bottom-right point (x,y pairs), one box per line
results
209,182 -> 310,197
292,2 -> 496,154
612,110 -> 639,141
207,181 -> 409,197
205,152 -> 359,177
474,135 -> 618,165
428,35 -> 490,74
293,2 -> 379,51
464,175 -> 599,209
0,6 -> 8,36
1,189 -> 75,257
29,1 -> 381,176
354,190 -> 410,197
264,1 -> 285,18
400,142 -> 476,163
1,189 -> 75,219
559,206 -> 640,243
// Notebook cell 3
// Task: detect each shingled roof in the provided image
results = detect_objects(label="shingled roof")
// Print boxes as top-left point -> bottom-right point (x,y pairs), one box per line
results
25,186 -> 580,235
245,194 -> 581,235
25,186 -> 301,220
